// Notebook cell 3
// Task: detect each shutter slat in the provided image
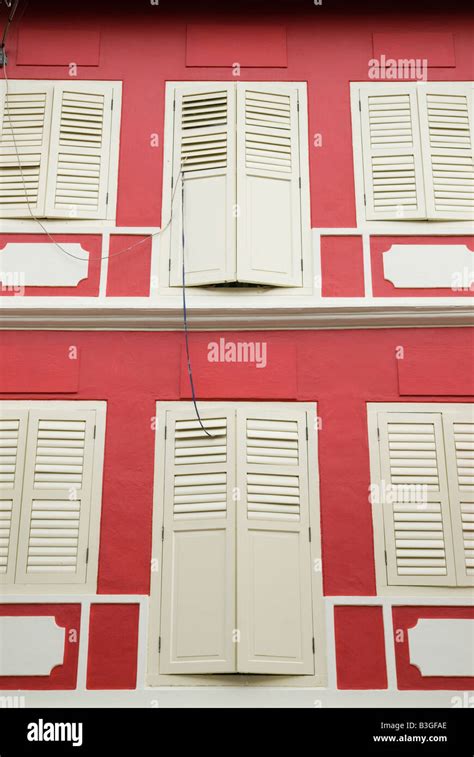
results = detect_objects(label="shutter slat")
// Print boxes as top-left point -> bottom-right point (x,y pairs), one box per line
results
0,410 -> 28,583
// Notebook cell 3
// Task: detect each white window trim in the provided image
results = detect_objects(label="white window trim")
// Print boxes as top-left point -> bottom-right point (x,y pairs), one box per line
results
351,81 -> 474,232
158,81 -> 314,296
0,400 -> 106,595
0,80 -> 122,224
368,401 -> 474,598
147,401 -> 326,687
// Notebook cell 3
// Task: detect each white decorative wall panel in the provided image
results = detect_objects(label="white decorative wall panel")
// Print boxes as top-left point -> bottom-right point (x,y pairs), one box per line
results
408,618 -> 474,676
383,244 -> 474,289
0,616 -> 65,675
0,243 -> 89,287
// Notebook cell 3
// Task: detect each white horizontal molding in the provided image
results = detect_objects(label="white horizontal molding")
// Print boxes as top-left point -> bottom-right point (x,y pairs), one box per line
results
0,303 -> 473,330
0,616 -> 65,675
408,619 -> 474,677
0,243 -> 89,287
384,244 -> 474,289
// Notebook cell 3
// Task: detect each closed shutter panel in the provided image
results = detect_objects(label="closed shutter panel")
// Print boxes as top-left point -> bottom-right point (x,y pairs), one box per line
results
169,84 -> 236,286
236,84 -> 303,286
44,83 -> 113,219
0,81 -> 53,217
418,84 -> 474,220
160,408 -> 236,673
15,409 -> 96,585
359,86 -> 426,220
443,408 -> 474,586
0,409 -> 28,584
378,412 -> 456,587
236,408 -> 314,674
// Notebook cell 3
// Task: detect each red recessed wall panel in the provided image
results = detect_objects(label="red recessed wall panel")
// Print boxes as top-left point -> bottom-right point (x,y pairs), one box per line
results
186,24 -> 287,67
0,344 -> 80,394
393,606 -> 474,690
0,604 -> 80,690
334,606 -> 388,689
106,236 -> 152,297
398,345 -> 474,396
372,32 -> 456,68
87,604 -> 139,690
320,236 -> 365,297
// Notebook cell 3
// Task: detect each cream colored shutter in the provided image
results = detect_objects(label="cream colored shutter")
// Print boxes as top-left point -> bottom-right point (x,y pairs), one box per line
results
443,407 -> 474,587
0,409 -> 28,584
160,408 -> 236,673
236,84 -> 303,286
15,409 -> 96,585
169,84 -> 236,286
44,83 -> 113,219
378,412 -> 456,586
418,84 -> 474,220
360,86 -> 426,220
236,408 -> 314,674
0,81 -> 53,217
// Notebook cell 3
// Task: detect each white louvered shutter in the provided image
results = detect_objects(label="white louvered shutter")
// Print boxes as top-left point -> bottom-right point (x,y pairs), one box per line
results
418,84 -> 474,220
443,407 -> 474,587
15,409 -> 96,585
44,83 -> 113,219
169,84 -> 236,286
0,409 -> 28,584
378,412 -> 456,587
236,408 -> 314,674
360,86 -> 426,220
0,81 -> 53,217
236,84 -> 303,286
160,408 -> 236,673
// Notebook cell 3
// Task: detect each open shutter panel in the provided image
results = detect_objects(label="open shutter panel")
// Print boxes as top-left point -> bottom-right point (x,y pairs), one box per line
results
359,86 -> 426,220
236,84 -> 303,286
236,408 -> 314,674
418,84 -> 474,220
378,412 -> 457,587
160,409 -> 236,673
443,408 -> 474,587
44,83 -> 113,219
169,84 -> 236,286
0,81 -> 53,217
0,409 -> 28,584
15,409 -> 96,585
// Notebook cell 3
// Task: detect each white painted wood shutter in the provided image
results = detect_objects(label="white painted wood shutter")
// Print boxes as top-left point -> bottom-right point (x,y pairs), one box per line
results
169,84 -> 236,286
15,409 -> 96,585
236,84 -> 303,286
44,83 -> 114,219
360,86 -> 426,220
0,81 -> 53,217
236,408 -> 314,673
418,83 -> 474,220
0,409 -> 28,584
378,412 -> 457,586
443,408 -> 474,587
160,409 -> 236,673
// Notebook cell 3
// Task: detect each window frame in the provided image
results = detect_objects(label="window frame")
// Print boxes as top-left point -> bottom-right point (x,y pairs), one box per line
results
368,401 -> 474,598
0,400 -> 106,595
147,401 -> 326,687
158,81 -> 313,295
351,81 -> 474,232
0,80 -> 122,225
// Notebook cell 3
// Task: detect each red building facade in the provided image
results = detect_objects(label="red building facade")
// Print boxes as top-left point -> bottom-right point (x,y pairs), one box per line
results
0,0 -> 472,706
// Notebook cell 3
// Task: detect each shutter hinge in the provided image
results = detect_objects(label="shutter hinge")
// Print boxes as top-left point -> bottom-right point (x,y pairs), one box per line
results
173,100 -> 176,112
359,98 -> 361,112
377,426 -> 380,441
164,424 -> 167,438
312,637 -> 315,654
384,550 -> 388,566
162,526 -> 165,542
301,258 -> 304,272
93,425 -> 96,439
106,192 -> 109,205
158,636 -> 161,653
85,547 -> 89,564
111,96 -> 114,112
168,258 -> 171,272
308,526 -> 312,543
299,176 -> 301,189
363,193 -> 367,206
171,175 -> 174,189
305,422 -> 308,440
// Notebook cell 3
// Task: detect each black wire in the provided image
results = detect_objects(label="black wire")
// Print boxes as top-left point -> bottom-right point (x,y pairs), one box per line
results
181,172 -> 219,439
1,0 -> 19,50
